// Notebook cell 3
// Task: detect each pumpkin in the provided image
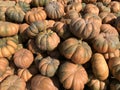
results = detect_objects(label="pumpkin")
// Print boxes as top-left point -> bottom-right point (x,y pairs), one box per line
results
110,79 -> 120,90
16,1 -> 31,13
65,2 -> 82,13
31,75 -> 59,90
5,5 -> 25,23
57,0 -> 68,6
58,61 -> 88,90
98,0 -> 111,5
0,58 -> 9,76
0,1 -> 15,7
25,7 -> 47,24
53,21 -> 72,39
38,56 -> 60,77
0,6 -> 7,21
99,12 -> 117,24
91,53 -> 109,80
70,17 -> 101,39
108,57 -> 120,81
59,38 -> 92,64
45,1 -> 64,19
12,0 -> 32,4
26,20 -> 47,38
84,4 -> 99,15
0,37 -> 17,58
13,48 -> 34,68
83,0 -> 97,3
17,68 -> 32,82
31,0 -> 53,7
36,29 -> 60,51
0,75 -> 26,90
0,21 -> 19,37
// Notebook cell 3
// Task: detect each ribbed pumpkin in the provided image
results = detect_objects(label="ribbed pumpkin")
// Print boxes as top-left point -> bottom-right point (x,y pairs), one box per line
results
110,79 -> 120,90
83,0 -> 97,3
13,48 -> 34,68
5,5 -> 25,23
0,21 -> 19,37
25,7 -> 47,24
98,0 -> 111,5
0,58 -> 9,76
91,53 -> 109,81
45,1 -> 64,19
38,56 -> 60,77
108,57 -> 120,81
17,69 -> 32,82
13,0 -> 32,4
58,61 -> 88,90
31,75 -> 59,90
53,21 -> 72,39
59,38 -> 92,64
0,75 -> 26,90
36,29 -> 60,51
70,17 -> 101,39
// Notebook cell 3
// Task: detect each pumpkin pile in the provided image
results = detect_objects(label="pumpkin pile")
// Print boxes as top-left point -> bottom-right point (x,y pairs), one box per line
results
0,0 -> 120,90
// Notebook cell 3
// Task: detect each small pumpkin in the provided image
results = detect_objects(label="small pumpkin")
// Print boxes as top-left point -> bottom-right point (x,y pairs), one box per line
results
108,57 -> 120,81
25,7 -> 47,24
0,75 -> 26,90
17,68 -> 32,82
31,75 -> 59,90
91,53 -> 109,80
45,1 -> 64,19
0,21 -> 19,37
5,5 -> 25,23
36,29 -> 60,51
13,48 -> 34,68
59,38 -> 92,64
58,61 -> 88,90
38,56 -> 60,77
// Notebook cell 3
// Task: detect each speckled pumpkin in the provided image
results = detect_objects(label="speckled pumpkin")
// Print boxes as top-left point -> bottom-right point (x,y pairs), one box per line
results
59,38 -> 92,64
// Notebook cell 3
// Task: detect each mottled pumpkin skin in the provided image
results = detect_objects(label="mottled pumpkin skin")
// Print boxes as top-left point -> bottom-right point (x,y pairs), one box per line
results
0,21 -> 19,37
5,5 -> 25,23
108,57 -> 120,81
13,49 -> 34,68
65,10 -> 79,19
0,58 -> 9,76
0,75 -> 26,90
110,79 -> 120,90
38,56 -> 60,77
91,53 -> 109,81
25,7 -> 47,24
26,20 -> 47,38
70,17 -> 101,40
45,1 -> 64,19
31,75 -> 59,90
31,0 -> 53,7
53,21 -> 72,39
58,61 -> 88,90
36,29 -> 60,51
59,38 -> 92,64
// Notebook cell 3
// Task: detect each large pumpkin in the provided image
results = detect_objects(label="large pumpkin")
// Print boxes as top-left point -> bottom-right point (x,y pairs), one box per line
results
58,61 -> 88,90
31,75 -> 59,90
70,17 -> 101,40
25,7 -> 47,24
91,53 -> 109,81
0,21 -> 19,37
0,75 -> 26,90
36,29 -> 60,51
13,48 -> 34,68
45,1 -> 64,19
59,38 -> 92,64
38,56 -> 60,77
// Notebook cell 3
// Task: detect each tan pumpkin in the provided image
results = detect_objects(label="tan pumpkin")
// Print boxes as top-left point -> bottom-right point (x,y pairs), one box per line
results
91,53 -> 109,80
45,1 -> 64,19
13,48 -> 34,68
38,56 -> 60,77
36,29 -> 60,51
0,75 -> 26,90
58,61 -> 88,90
59,38 -> 92,64
25,7 -> 47,24
31,75 -> 59,90
17,69 -> 32,82
108,57 -> 120,81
